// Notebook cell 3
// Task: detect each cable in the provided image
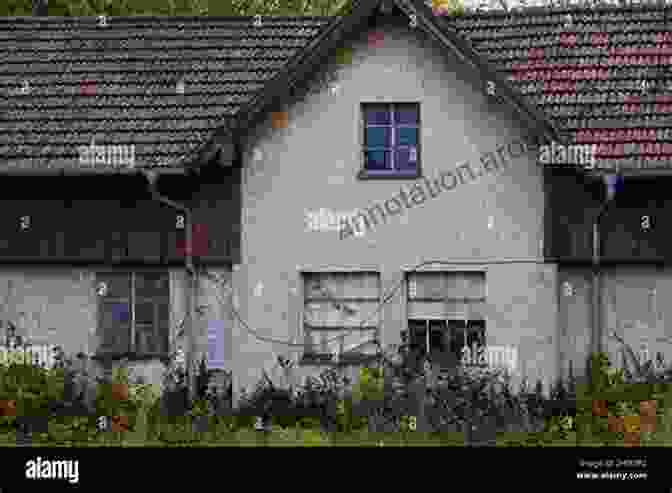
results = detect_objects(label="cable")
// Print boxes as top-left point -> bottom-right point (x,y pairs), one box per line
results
200,259 -> 499,349
201,265 -> 404,348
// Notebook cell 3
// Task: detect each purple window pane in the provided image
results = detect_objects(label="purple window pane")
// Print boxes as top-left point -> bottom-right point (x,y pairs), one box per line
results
365,127 -> 391,147
365,105 -> 391,125
396,127 -> 418,146
395,148 -> 418,171
112,303 -> 130,324
365,150 -> 390,170
395,105 -> 418,124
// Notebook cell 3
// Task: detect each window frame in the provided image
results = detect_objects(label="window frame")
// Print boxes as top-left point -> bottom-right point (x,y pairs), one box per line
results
358,102 -> 422,180
94,269 -> 170,362
405,270 -> 487,369
299,270 -> 381,366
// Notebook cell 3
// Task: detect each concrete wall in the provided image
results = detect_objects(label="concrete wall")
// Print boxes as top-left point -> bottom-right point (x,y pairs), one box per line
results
0,266 -> 233,391
602,267 -> 672,373
558,266 -> 672,381
234,15 -> 558,400
0,268 -> 96,356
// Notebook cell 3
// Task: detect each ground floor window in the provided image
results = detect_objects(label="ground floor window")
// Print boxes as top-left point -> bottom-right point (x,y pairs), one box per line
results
407,319 -> 486,368
302,271 -> 381,364
96,271 -> 170,358
406,270 -> 486,369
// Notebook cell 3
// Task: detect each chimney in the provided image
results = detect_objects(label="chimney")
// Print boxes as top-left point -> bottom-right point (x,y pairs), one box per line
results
33,0 -> 48,16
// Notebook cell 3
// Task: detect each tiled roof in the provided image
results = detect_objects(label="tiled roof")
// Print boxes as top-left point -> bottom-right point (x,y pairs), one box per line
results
450,6 -> 672,170
3,5 -> 672,174
0,16 -> 330,171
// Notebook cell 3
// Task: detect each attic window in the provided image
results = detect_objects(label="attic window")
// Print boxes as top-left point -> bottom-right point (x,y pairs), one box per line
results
359,103 -> 420,179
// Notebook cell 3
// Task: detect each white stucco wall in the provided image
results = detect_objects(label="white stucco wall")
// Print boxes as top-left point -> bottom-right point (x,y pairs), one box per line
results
234,14 -> 558,401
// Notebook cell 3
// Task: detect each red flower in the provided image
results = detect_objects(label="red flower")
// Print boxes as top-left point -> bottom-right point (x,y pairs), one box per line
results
623,431 -> 640,447
111,383 -> 129,402
0,400 -> 16,417
640,400 -> 658,418
608,416 -> 624,434
640,400 -> 657,434
592,399 -> 608,417
111,415 -> 130,433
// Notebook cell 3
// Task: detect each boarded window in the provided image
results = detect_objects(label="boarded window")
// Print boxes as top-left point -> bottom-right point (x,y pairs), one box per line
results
407,271 -> 486,319
97,271 -> 169,358
302,272 -> 380,364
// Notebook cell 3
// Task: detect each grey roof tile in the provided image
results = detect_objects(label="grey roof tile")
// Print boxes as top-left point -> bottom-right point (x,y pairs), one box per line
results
0,16 -> 331,172
3,7 -> 672,172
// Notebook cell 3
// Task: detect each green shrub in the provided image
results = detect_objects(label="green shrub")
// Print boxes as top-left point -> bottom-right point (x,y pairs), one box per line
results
0,360 -> 64,435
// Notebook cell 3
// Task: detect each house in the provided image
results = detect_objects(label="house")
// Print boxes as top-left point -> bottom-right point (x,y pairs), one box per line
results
2,1 -> 672,405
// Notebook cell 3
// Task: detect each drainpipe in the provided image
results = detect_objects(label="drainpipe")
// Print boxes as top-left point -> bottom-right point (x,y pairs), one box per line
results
591,204 -> 608,362
590,174 -> 620,382
142,169 -> 196,400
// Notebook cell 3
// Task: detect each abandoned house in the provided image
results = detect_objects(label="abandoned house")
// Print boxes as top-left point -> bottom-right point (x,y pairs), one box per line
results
1,0 -> 672,403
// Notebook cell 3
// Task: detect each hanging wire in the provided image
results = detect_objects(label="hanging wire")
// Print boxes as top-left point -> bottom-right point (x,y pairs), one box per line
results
200,260 -> 496,357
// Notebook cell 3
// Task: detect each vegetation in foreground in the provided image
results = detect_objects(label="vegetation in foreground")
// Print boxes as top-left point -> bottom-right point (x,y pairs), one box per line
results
2,336 -> 672,446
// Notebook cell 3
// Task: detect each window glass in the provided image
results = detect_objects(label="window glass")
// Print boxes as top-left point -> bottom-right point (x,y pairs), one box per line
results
97,272 -> 169,357
135,302 -> 155,325
396,127 -> 418,147
366,127 -> 391,148
135,272 -> 169,298
395,105 -> 418,124
365,150 -> 390,169
395,148 -> 415,170
365,105 -> 391,125
110,302 -> 131,324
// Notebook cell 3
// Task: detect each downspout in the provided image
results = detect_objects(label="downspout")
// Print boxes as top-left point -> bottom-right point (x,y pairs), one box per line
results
142,169 -> 196,399
591,177 -> 617,383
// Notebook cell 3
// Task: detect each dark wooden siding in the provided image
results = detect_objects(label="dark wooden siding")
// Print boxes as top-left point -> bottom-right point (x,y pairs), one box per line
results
544,168 -> 599,263
600,180 -> 670,263
160,167 -> 241,265
71,199 -> 108,262
0,169 -> 241,265
546,171 -> 672,264
189,170 -> 241,264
